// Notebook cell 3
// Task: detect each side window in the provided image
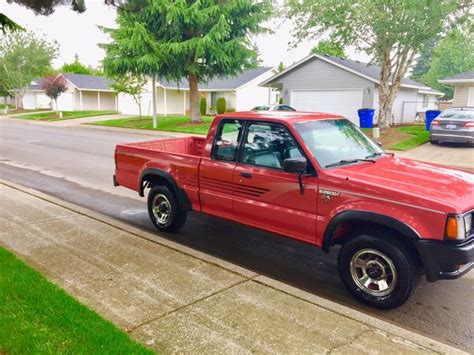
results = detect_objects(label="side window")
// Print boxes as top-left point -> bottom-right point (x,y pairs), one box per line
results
212,120 -> 243,162
242,123 -> 303,169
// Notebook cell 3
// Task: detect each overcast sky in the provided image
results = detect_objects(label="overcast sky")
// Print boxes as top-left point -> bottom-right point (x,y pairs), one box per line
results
1,0 -> 370,69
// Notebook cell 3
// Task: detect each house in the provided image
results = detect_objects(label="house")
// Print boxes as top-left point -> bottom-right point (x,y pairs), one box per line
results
438,70 -> 474,107
23,73 -> 118,111
118,67 -> 277,116
260,54 -> 444,125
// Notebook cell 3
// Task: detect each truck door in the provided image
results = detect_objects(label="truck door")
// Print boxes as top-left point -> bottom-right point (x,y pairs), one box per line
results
199,119 -> 244,220
233,122 -> 319,243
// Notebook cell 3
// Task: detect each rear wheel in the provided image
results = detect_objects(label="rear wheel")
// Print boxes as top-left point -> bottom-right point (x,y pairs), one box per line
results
338,233 -> 419,309
430,139 -> 439,145
147,186 -> 187,232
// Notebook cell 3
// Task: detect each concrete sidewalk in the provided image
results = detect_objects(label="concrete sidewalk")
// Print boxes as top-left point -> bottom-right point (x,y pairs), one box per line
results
0,180 -> 464,354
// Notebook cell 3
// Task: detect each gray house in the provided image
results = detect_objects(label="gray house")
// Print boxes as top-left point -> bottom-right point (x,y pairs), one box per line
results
261,54 -> 443,125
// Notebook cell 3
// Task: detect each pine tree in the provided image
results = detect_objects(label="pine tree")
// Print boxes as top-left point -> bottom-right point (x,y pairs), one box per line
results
101,0 -> 272,123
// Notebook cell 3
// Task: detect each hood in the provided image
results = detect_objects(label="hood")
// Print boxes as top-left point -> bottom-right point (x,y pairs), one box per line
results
327,156 -> 474,213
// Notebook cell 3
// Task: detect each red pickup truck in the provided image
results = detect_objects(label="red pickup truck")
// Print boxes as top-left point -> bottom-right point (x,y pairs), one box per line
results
114,111 -> 474,309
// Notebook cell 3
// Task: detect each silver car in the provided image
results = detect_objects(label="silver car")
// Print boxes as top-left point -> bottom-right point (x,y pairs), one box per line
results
430,107 -> 474,146
251,104 -> 296,111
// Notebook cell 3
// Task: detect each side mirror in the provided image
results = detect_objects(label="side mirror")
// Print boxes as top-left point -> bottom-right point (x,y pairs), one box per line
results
283,157 -> 307,174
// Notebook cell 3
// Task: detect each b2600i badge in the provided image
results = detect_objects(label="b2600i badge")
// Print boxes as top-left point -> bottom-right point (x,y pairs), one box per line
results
319,189 -> 340,203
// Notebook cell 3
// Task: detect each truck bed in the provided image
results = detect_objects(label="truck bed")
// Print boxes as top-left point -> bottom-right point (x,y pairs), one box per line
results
122,136 -> 206,157
114,136 -> 205,198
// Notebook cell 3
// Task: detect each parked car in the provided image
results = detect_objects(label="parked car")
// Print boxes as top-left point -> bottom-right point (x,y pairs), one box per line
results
114,111 -> 473,309
252,104 -> 296,111
430,107 -> 474,146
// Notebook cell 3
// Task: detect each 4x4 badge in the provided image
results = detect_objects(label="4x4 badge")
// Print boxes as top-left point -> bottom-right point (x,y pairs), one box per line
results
319,189 -> 340,203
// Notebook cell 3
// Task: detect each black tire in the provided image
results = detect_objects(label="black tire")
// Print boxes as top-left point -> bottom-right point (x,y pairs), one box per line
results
147,185 -> 187,232
338,233 -> 419,309
430,139 -> 439,145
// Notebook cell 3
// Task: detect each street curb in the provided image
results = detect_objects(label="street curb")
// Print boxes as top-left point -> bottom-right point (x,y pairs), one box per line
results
0,178 -> 466,354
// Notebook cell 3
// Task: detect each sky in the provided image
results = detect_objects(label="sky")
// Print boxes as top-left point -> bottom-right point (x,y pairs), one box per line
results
1,0 -> 370,70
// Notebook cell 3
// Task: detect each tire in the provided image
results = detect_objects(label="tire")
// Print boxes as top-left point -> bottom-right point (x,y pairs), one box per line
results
338,233 -> 419,309
147,185 -> 187,232
430,139 -> 439,145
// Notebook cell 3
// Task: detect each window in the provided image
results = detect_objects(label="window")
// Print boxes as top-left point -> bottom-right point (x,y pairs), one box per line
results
422,95 -> 429,108
212,120 -> 243,162
242,123 -> 303,169
294,119 -> 382,168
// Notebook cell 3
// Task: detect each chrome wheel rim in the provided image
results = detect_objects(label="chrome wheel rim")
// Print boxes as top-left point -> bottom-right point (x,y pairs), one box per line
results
350,249 -> 397,297
152,193 -> 171,225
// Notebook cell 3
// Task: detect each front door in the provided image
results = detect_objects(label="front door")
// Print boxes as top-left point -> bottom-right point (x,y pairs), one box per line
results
199,119 -> 244,220
233,122 -> 319,243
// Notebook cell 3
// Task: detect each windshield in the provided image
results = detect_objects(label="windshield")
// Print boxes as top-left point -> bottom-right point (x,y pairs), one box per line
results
294,119 -> 383,168
438,109 -> 474,120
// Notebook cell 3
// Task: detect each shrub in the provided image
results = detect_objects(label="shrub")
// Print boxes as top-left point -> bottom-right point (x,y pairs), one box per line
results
216,97 -> 226,114
226,107 -> 236,112
278,97 -> 283,104
199,97 -> 207,115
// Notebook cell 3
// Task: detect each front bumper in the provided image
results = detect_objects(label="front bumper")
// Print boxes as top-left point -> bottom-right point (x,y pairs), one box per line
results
413,237 -> 474,282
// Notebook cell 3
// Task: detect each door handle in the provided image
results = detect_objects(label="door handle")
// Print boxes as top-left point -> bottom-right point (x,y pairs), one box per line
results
240,172 -> 252,179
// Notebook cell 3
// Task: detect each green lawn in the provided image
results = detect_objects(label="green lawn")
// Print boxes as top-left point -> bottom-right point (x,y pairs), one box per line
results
362,125 -> 429,151
389,125 -> 430,151
90,115 -> 214,134
0,247 -> 153,354
0,104 -> 12,109
16,110 -> 117,122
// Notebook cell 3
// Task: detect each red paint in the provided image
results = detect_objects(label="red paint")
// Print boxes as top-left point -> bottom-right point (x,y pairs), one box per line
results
115,111 -> 474,245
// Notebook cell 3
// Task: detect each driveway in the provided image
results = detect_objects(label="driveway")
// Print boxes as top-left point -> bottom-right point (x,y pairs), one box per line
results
393,143 -> 474,170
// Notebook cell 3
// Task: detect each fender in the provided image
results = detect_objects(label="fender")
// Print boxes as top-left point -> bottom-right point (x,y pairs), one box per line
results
322,210 -> 421,252
139,168 -> 192,211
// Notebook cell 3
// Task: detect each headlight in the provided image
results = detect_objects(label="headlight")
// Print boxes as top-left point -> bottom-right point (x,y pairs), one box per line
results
464,213 -> 472,236
445,212 -> 472,241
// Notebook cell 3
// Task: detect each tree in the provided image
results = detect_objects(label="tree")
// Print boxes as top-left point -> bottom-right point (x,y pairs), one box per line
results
111,74 -> 147,118
1,0 -> 85,33
311,39 -> 346,58
422,29 -> 474,99
200,97 -> 207,116
286,0 -> 470,129
410,39 -> 437,83
101,0 -> 273,123
60,56 -> 101,75
0,31 -> 58,108
41,75 -> 68,117
216,97 -> 226,114
277,62 -> 285,73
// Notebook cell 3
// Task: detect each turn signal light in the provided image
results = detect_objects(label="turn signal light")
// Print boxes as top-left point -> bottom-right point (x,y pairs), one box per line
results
431,120 -> 440,126
445,217 -> 459,240
464,121 -> 474,128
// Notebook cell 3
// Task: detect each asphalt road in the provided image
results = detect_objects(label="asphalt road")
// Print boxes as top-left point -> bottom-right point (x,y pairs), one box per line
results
1,118 -> 473,352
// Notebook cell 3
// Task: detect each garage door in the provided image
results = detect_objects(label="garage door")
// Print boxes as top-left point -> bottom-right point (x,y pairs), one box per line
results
290,90 -> 363,125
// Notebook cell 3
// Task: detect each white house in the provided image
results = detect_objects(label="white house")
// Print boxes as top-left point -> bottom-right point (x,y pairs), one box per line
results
260,54 -> 444,125
118,67 -> 278,116
23,73 -> 118,111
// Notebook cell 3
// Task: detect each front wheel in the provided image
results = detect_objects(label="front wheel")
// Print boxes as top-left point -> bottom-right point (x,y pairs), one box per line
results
338,234 -> 419,309
147,186 -> 187,232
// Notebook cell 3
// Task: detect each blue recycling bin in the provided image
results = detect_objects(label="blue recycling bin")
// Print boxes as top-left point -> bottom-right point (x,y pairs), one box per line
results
425,110 -> 442,131
358,108 -> 375,128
